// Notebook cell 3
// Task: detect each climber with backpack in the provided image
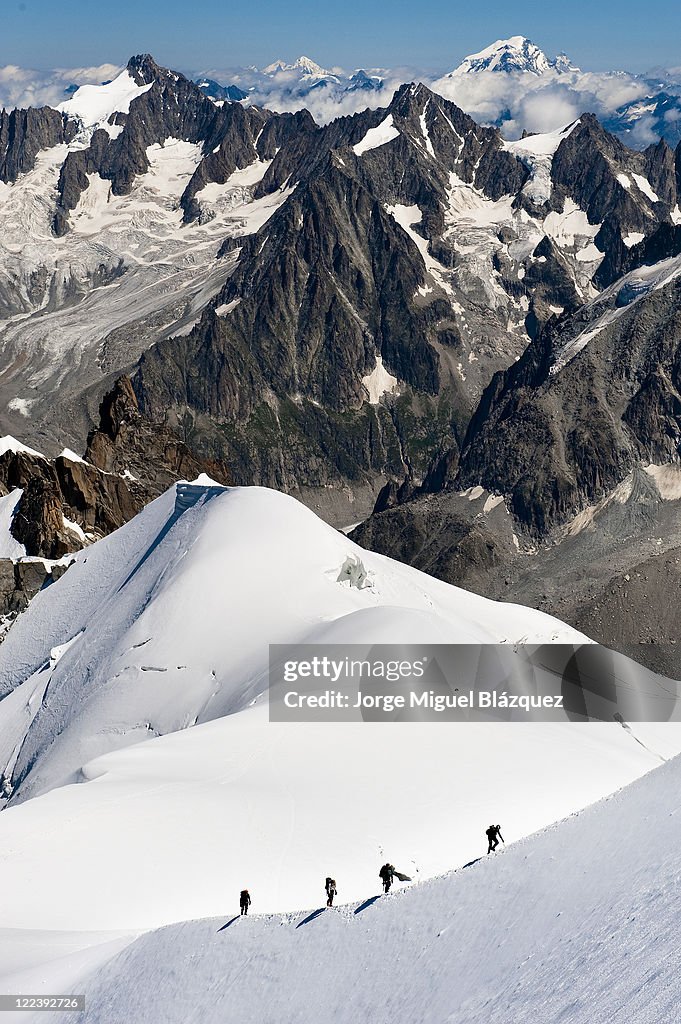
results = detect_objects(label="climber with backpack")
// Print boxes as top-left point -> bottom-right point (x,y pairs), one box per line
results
486,824 -> 504,854
239,889 -> 251,915
379,863 -> 395,894
325,877 -> 337,907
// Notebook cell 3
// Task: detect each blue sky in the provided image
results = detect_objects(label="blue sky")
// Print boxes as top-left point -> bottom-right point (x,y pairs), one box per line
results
2,0 -> 680,74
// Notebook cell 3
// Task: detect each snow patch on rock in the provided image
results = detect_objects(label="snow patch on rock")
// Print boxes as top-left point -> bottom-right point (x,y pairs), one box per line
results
386,203 -> 453,295
353,114 -> 400,156
0,435 -> 44,459
7,398 -> 33,418
632,173 -> 659,203
362,355 -> 398,404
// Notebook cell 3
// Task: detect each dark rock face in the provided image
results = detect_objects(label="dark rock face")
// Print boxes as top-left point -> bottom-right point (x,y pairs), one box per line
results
456,277 -> 681,536
55,454 -> 139,537
351,489 -> 518,592
0,107 -> 76,184
10,472 -> 74,559
0,558 -> 70,622
129,83 -> 538,493
350,467 -> 681,676
0,448 -> 139,559
133,171 -> 451,490
545,115 -> 678,287
571,546 -> 681,676
522,235 -> 582,326
85,375 -> 232,493
618,222 -> 681,277
0,376 -> 230,562
196,79 -> 248,102
107,76 -> 681,510
180,106 -> 315,223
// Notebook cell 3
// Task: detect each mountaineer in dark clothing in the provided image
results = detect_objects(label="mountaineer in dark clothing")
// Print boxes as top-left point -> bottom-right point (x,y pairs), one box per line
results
239,889 -> 251,915
379,863 -> 395,894
325,877 -> 337,907
486,825 -> 504,854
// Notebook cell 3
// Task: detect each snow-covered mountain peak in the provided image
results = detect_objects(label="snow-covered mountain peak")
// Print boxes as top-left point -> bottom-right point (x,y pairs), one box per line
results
451,36 -> 574,77
0,479 -> 592,806
263,55 -> 330,77
262,59 -> 286,73
554,51 -> 581,73
57,66 -> 152,130
293,55 -> 329,76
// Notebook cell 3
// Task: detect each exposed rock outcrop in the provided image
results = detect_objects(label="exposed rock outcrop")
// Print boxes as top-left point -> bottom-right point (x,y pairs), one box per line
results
0,558 -> 71,625
0,107 -> 77,183
85,375 -> 231,492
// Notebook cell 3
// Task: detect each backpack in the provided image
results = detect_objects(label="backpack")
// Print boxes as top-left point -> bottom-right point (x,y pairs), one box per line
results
240,889 -> 249,901
486,826 -> 495,838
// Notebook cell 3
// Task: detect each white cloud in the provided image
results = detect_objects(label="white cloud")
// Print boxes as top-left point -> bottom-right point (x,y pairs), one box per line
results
624,115 -> 660,147
198,62 -> 423,125
518,91 -> 582,134
429,67 -> 653,139
244,76 -> 405,124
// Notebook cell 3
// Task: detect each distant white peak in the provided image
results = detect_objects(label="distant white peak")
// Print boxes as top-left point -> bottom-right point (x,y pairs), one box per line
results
263,56 -> 329,77
451,36 -> 575,77
263,59 -> 288,74
294,55 -> 329,75
554,52 -> 581,73
0,435 -> 45,459
57,68 -> 152,130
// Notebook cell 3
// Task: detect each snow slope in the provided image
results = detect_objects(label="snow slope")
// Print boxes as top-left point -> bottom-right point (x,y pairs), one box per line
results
0,481 -> 589,804
44,747 -> 681,1024
57,70 -> 153,133
0,435 -> 44,459
0,482 -> 680,981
